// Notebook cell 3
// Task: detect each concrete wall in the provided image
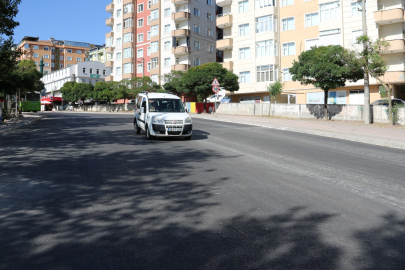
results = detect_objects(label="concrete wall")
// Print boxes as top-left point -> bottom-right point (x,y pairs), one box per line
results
215,103 -> 405,125
70,103 -> 136,112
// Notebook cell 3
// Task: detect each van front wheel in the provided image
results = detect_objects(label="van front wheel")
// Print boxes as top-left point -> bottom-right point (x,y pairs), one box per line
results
145,125 -> 154,140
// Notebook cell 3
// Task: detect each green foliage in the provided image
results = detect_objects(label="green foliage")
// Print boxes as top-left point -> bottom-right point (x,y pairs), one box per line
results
60,81 -> 77,102
0,0 -> 21,36
356,35 -> 389,78
267,78 -> 284,102
290,45 -> 364,92
180,62 -> 239,102
72,83 -> 94,102
392,103 -> 404,125
162,70 -> 184,95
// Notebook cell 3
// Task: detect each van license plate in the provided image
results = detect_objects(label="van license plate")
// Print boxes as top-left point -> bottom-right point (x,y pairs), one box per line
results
168,128 -> 182,131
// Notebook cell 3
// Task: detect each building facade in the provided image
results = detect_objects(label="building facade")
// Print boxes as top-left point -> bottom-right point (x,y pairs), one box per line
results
216,0 -> 405,104
89,45 -> 108,63
105,0 -> 217,84
16,36 -> 98,75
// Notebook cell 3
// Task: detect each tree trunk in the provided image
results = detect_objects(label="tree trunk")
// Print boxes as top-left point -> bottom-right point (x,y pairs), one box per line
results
324,89 -> 329,120
387,86 -> 393,125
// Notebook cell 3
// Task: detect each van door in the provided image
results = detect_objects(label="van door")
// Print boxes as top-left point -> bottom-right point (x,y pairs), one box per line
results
138,98 -> 147,130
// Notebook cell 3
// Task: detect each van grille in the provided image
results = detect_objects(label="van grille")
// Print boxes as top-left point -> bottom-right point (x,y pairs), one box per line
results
165,120 -> 183,125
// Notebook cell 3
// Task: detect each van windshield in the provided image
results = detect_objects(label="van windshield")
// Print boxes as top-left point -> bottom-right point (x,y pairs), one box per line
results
148,99 -> 185,113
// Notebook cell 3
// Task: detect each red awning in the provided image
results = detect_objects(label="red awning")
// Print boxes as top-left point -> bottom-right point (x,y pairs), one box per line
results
41,97 -> 63,102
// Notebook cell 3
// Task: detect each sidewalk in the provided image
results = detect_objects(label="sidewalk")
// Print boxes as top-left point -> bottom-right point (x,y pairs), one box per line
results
0,112 -> 47,134
191,113 -> 405,150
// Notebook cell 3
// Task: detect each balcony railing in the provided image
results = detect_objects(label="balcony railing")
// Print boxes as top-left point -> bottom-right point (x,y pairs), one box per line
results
171,46 -> 190,55
216,38 -> 233,50
171,29 -> 190,37
171,64 -> 190,71
216,0 -> 232,7
171,0 -> 190,5
172,11 -> 190,21
106,2 -> 114,13
216,14 -> 233,28
374,8 -> 405,24
380,39 -> 405,54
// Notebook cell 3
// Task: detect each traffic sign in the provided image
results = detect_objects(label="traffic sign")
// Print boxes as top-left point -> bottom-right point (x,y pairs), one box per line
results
212,86 -> 220,93
211,78 -> 220,86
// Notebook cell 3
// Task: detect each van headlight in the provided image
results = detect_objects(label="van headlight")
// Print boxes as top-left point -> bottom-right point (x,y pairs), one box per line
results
185,117 -> 192,124
152,117 -> 164,124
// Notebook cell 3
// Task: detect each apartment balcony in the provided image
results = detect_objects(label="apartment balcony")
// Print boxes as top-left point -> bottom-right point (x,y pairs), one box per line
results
216,38 -> 233,50
106,17 -> 114,26
105,75 -> 114,81
151,35 -> 159,42
105,47 -> 114,54
151,18 -> 159,26
171,29 -> 190,37
123,42 -> 134,49
150,52 -> 159,58
171,64 -> 190,71
221,61 -> 233,71
124,12 -> 134,19
171,46 -> 190,55
151,3 -> 159,9
171,0 -> 190,5
123,0 -> 132,4
172,11 -> 190,22
123,73 -> 134,79
216,14 -> 232,28
106,3 -> 114,13
216,0 -> 232,7
374,8 -> 405,25
150,68 -> 160,75
381,71 -> 405,83
380,39 -> 405,54
105,61 -> 114,68
106,31 -> 114,39
123,57 -> 133,64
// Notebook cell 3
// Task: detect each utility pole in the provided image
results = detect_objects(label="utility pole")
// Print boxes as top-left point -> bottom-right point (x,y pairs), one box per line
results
362,0 -> 371,124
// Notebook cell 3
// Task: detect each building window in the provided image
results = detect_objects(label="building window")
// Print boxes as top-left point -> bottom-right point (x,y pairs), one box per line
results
123,63 -> 133,73
239,71 -> 250,83
44,63 -> 49,67
123,48 -> 133,58
257,65 -> 276,82
206,28 -> 213,37
256,15 -> 277,33
103,70 -> 106,75
34,62 -> 38,66
283,68 -> 291,81
239,0 -> 249,13
138,34 -> 144,42
305,12 -> 319,27
164,24 -> 170,34
147,47 -> 151,56
116,52 -> 122,60
305,38 -> 319,50
124,18 -> 133,28
207,13 -> 212,21
147,62 -> 151,71
239,47 -> 250,59
282,0 -> 293,6
137,48 -> 144,57
164,41 -> 170,50
66,49 -> 72,53
76,50 -> 82,54
51,55 -> 55,60
67,57 -> 72,61
282,17 -> 294,31
164,8 -> 171,17
151,9 -> 159,20
207,44 -> 214,53
33,45 -> 39,50
138,18 -> 144,27
351,2 -> 362,17
151,25 -> 159,36
151,75 -> 159,84
282,42 -> 295,56
60,64 -> 63,68
51,63 -> 55,67
76,57 -> 82,62
164,58 -> 170,67
44,54 -> 49,59
320,2 -> 340,22
137,64 -> 143,73
123,33 -> 133,43
148,1 -> 151,9
147,31 -> 151,40
193,58 -> 200,66
255,0 -> 275,8
116,67 -> 122,75
116,23 -> 122,32
151,57 -> 159,69
194,40 -> 200,50
194,8 -> 200,17
239,24 -> 249,36
256,40 -> 277,57
117,9 -> 122,17
60,56 -> 64,60
44,46 -> 49,51
151,41 -> 159,53
116,38 -> 122,46
194,24 -> 200,33
124,3 -> 133,14
138,4 -> 144,12
33,53 -> 39,58
352,30 -> 362,44
207,0 -> 213,5
147,16 -> 151,25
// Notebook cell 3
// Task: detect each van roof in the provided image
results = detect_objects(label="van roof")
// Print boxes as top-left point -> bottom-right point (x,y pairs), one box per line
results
140,93 -> 180,99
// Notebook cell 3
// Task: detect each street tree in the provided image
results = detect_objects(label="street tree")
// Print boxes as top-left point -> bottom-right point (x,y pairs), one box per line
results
114,80 -> 131,106
161,70 -> 184,96
289,45 -> 363,120
93,81 -> 111,103
267,78 -> 284,116
180,62 -> 239,108
355,35 -> 393,124
60,81 -> 77,103
72,83 -> 94,104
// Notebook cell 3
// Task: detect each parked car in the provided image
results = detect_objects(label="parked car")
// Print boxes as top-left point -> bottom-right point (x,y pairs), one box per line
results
220,96 -> 231,103
371,98 -> 405,106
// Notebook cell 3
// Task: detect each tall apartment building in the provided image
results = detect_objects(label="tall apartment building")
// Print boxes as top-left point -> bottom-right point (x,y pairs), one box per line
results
16,36 -> 97,75
216,0 -> 405,104
105,0 -> 216,84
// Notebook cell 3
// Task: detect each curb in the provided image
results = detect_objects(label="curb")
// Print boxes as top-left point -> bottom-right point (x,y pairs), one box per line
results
191,114 -> 405,150
0,114 -> 48,134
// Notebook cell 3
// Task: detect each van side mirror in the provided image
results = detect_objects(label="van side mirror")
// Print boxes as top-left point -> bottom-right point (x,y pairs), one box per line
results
141,107 -> 145,114
185,107 -> 188,113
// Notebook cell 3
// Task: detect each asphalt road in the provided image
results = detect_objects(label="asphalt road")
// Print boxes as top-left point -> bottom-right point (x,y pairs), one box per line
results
0,112 -> 404,270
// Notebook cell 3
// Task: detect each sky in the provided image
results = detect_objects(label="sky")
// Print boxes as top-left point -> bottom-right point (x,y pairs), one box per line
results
13,0 -> 112,46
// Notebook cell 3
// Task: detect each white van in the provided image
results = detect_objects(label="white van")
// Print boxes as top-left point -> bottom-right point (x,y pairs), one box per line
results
133,92 -> 193,140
